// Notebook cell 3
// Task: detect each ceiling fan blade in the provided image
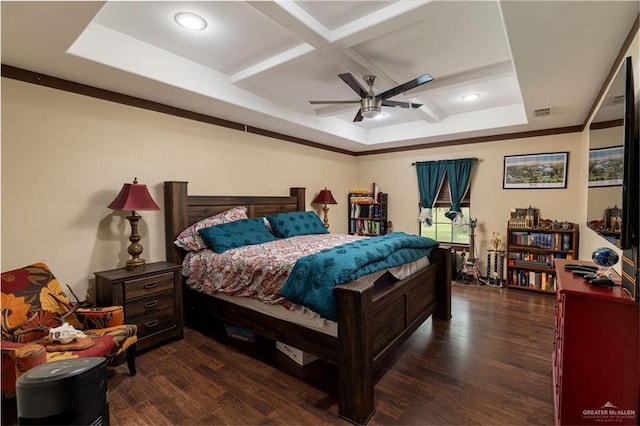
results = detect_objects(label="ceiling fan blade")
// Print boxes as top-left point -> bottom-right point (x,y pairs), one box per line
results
339,73 -> 369,98
382,100 -> 423,109
353,109 -> 363,122
378,73 -> 434,101
309,100 -> 361,104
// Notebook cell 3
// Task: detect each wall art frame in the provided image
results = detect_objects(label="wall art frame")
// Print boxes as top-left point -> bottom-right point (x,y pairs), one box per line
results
588,145 -> 623,187
503,152 -> 569,189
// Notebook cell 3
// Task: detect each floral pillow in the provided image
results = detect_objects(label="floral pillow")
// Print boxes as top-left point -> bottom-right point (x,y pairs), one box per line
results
174,206 -> 248,251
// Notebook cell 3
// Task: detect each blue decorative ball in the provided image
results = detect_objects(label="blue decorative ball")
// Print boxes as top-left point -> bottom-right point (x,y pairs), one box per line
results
591,247 -> 619,267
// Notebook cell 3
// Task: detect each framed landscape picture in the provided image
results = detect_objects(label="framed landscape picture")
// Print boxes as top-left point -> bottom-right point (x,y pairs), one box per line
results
503,152 -> 569,189
588,146 -> 623,187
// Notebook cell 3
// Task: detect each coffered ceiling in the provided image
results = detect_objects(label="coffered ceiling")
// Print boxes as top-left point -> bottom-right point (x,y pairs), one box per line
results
2,1 -> 638,152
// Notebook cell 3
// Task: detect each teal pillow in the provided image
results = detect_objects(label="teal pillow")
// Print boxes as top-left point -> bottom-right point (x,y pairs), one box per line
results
267,211 -> 328,238
198,218 -> 277,253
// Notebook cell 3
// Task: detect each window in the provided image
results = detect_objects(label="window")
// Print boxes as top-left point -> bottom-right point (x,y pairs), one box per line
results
421,207 -> 470,244
420,174 -> 471,245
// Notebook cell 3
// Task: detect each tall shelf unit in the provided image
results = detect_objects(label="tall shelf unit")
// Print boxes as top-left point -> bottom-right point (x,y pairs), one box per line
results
348,192 -> 388,236
505,224 -> 579,294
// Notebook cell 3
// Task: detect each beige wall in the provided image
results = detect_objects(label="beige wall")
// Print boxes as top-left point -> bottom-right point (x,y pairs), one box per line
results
1,78 -> 355,297
356,133 -> 583,273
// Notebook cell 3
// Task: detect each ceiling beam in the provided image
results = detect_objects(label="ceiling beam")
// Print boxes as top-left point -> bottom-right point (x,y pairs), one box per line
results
235,0 -> 436,91
403,60 -> 515,96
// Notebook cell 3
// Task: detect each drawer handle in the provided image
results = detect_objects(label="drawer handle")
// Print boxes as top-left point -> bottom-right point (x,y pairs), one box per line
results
143,300 -> 159,309
143,282 -> 159,289
145,320 -> 159,328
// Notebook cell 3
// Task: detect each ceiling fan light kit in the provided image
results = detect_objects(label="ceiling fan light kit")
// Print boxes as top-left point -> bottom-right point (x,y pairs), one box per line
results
310,72 -> 434,122
361,97 -> 382,119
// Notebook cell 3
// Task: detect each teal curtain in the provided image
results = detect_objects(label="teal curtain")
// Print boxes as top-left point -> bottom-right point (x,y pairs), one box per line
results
444,158 -> 474,224
415,161 -> 446,226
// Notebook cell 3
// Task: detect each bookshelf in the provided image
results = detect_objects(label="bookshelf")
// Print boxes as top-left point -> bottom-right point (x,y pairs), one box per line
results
348,192 -> 388,236
505,223 -> 579,294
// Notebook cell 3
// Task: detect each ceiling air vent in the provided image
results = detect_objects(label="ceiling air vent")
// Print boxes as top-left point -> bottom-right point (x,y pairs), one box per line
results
610,95 -> 625,106
533,107 -> 552,117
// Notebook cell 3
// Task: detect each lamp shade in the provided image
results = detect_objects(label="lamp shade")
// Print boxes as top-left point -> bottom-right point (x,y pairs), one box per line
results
313,188 -> 337,205
107,178 -> 160,211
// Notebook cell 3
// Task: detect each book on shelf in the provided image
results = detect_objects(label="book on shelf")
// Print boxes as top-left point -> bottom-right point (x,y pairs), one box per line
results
507,251 -> 554,267
508,253 -> 574,267
350,204 -> 381,219
513,259 -> 552,268
350,219 -> 380,235
509,231 -> 572,251
350,196 -> 375,203
510,269 -> 556,291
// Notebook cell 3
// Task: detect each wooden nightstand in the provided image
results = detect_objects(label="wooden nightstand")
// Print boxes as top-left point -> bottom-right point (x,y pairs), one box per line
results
94,261 -> 183,351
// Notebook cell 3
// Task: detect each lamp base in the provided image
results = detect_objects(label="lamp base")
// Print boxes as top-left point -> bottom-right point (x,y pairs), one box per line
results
322,205 -> 330,229
125,258 -> 146,271
125,212 -> 146,271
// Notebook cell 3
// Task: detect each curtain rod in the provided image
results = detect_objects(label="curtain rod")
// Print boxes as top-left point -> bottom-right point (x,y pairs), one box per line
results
411,157 -> 478,166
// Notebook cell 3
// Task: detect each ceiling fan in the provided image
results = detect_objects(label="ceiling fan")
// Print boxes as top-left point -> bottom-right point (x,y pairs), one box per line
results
309,72 -> 434,122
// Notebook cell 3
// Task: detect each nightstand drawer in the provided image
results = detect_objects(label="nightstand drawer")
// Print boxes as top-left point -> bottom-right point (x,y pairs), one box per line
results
134,310 -> 176,339
125,292 -> 175,320
125,272 -> 174,299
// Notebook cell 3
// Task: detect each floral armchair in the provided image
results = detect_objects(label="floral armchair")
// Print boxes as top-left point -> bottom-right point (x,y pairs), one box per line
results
1,263 -> 137,396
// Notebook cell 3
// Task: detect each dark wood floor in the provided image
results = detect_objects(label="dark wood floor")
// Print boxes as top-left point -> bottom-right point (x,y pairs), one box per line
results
104,283 -> 556,425
2,282 -> 556,425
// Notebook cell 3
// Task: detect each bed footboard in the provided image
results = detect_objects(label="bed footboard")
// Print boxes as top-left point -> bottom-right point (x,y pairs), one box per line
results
334,247 -> 451,424
336,280 -> 374,424
431,247 -> 452,320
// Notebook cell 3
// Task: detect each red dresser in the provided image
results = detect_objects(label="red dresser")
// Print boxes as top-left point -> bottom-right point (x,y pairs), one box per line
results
553,259 -> 639,425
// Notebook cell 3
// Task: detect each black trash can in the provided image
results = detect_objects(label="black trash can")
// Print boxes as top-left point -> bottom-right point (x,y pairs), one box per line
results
16,357 -> 109,425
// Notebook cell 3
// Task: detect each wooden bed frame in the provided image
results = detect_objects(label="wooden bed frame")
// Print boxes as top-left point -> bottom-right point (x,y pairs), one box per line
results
163,181 -> 452,425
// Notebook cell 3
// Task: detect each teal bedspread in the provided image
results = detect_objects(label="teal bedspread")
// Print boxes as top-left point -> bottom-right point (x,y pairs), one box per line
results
280,232 -> 438,321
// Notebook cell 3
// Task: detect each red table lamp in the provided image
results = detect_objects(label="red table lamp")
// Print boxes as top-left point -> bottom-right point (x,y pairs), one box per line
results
312,188 -> 338,229
107,177 -> 160,270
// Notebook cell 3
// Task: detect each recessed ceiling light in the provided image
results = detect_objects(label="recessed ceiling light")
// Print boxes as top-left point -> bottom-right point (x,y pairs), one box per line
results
461,93 -> 481,102
174,12 -> 207,31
